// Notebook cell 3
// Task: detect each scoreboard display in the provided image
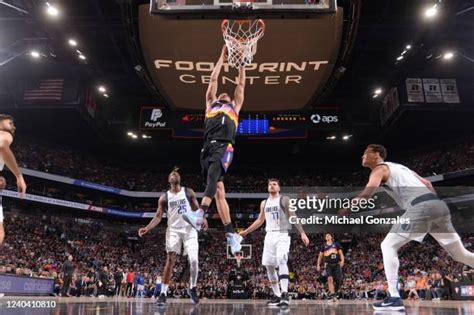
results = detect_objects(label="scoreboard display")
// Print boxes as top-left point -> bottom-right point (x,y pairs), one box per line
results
140,108 -> 341,139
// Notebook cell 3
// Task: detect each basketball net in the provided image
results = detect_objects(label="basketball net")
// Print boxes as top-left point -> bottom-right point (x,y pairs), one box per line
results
221,19 -> 265,68
235,252 -> 243,268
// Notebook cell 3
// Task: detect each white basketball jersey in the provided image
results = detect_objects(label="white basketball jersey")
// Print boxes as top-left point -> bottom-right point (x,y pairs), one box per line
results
166,187 -> 192,229
380,161 -> 433,209
264,195 -> 290,232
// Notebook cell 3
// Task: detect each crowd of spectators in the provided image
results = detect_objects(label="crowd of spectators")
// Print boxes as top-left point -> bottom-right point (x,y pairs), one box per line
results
12,138 -> 474,194
1,212 -> 472,300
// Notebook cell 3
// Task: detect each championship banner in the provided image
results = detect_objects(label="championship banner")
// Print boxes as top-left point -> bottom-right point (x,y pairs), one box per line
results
422,78 -> 442,103
139,5 -> 343,111
380,87 -> 400,125
440,79 -> 460,104
405,78 -> 424,103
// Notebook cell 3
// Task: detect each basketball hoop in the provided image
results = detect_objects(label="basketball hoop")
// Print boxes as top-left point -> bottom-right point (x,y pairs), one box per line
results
221,19 -> 265,68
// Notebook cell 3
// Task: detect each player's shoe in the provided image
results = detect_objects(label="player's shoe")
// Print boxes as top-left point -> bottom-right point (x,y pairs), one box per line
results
266,295 -> 281,306
227,233 -> 243,254
155,293 -> 167,307
278,292 -> 289,309
182,209 -> 204,231
373,296 -> 405,311
188,287 -> 199,304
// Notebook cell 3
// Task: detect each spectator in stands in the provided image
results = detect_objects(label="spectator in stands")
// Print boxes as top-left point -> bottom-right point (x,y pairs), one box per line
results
126,268 -> 134,297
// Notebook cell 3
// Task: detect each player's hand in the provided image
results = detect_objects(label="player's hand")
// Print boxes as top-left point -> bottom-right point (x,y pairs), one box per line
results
16,175 -> 26,198
301,233 -> 310,246
202,219 -> 209,231
138,227 -> 149,237
339,261 -> 344,268
239,231 -> 246,237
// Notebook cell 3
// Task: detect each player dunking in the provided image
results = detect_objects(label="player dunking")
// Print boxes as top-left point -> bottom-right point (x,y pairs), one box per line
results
240,178 -> 310,309
349,144 -> 474,311
138,168 -> 207,307
183,45 -> 245,254
0,114 -> 27,245
316,233 -> 344,302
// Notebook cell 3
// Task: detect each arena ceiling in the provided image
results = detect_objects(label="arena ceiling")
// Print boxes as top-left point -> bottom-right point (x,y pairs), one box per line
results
0,0 -> 472,146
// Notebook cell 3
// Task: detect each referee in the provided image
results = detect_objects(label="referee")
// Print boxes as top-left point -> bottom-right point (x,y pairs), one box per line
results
317,233 -> 344,302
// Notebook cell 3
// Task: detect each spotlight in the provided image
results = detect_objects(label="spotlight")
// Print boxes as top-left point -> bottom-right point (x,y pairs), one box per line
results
374,88 -> 382,95
142,134 -> 148,139
78,54 -> 86,60
372,94 -> 379,99
131,134 -> 138,139
68,39 -> 77,47
401,50 -> 407,56
443,52 -> 454,60
406,45 -> 411,50
30,51 -> 40,58
98,86 -> 107,93
396,56 -> 404,61
342,135 -> 352,141
424,5 -> 438,18
326,135 -> 337,140
103,94 -> 109,98
46,2 -> 59,17
127,132 -> 133,136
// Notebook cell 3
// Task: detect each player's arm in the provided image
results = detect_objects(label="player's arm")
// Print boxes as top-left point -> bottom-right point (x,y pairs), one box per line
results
338,247 -> 345,267
138,195 -> 166,237
282,196 -> 310,246
0,131 -> 26,195
239,200 -> 265,237
413,172 -> 436,194
206,46 -> 227,111
187,188 -> 208,230
233,67 -> 246,114
316,251 -> 323,271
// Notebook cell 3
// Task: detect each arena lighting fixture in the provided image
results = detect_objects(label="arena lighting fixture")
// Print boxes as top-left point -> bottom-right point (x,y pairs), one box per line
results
424,4 -> 438,18
401,50 -> 407,56
131,134 -> 138,139
443,52 -> 454,60
374,88 -> 382,95
342,134 -> 353,141
45,2 -> 59,17
103,94 -> 109,98
406,45 -> 412,50
326,135 -> 336,140
68,39 -> 77,47
127,132 -> 133,136
78,54 -> 86,60
30,50 -> 40,58
372,94 -> 379,98
396,56 -> 404,61
98,86 -> 106,93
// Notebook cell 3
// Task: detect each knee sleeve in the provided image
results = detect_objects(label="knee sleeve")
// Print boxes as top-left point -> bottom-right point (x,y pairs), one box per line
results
204,161 -> 222,199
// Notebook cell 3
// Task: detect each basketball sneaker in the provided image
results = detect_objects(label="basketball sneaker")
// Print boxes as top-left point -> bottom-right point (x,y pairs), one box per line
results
266,295 -> 281,306
227,233 -> 243,254
188,287 -> 199,304
182,209 -> 204,231
373,296 -> 405,311
278,292 -> 289,309
156,293 -> 167,307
